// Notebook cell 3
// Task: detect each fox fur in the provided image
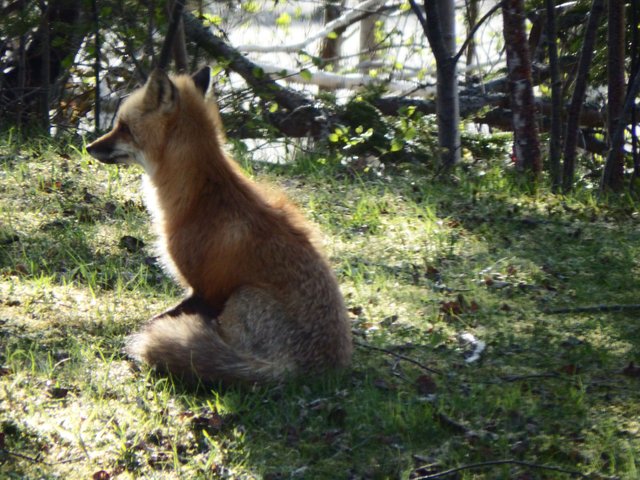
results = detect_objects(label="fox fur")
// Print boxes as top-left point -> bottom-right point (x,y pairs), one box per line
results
86,67 -> 352,383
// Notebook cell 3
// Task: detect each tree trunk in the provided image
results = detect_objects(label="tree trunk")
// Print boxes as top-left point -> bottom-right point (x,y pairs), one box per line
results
157,0 -> 186,70
91,0 -> 101,132
319,1 -> 346,72
167,0 -> 188,72
600,0 -> 626,192
465,0 -> 479,82
359,10 -> 380,72
546,0 -> 562,190
410,0 -> 461,170
561,0 -> 604,192
39,0 -> 51,134
501,0 -> 542,176
1,0 -> 87,130
631,0 -> 640,194
603,70 -> 640,196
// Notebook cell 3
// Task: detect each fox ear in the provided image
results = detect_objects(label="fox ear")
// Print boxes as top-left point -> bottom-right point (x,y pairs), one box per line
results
144,69 -> 178,113
192,66 -> 210,96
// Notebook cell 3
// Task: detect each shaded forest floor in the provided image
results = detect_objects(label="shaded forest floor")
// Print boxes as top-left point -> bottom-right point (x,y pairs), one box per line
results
1,136 -> 640,479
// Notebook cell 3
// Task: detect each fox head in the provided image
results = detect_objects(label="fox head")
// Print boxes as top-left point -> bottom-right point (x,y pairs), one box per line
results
86,67 -> 212,175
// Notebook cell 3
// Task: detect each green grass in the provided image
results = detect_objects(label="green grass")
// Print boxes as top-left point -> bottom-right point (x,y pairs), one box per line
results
1,136 -> 640,479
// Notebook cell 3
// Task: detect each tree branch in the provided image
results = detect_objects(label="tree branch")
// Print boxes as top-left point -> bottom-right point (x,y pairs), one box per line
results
182,11 -> 331,137
453,1 -> 504,63
157,0 -> 186,70
236,0 -> 390,53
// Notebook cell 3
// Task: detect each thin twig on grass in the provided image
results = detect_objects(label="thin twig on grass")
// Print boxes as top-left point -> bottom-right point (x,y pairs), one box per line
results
412,459 -> 591,479
2,449 -> 83,466
544,304 -> 640,314
354,340 -> 441,374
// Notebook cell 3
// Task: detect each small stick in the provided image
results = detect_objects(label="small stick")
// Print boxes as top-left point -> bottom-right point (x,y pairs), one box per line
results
544,304 -> 640,315
412,459 -> 591,479
2,449 -> 83,466
354,340 -> 441,375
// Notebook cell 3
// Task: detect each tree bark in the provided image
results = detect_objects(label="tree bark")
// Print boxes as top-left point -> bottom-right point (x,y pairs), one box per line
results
157,0 -> 186,70
631,0 -> 640,194
561,0 -> 604,192
39,0 -> 51,134
546,0 -> 562,190
410,0 -> 461,170
2,0 -> 86,130
359,10 -> 380,72
600,0 -> 626,192
502,0 -> 542,176
464,0 -> 479,83
91,0 -> 100,132
602,70 -> 640,194
319,0 -> 346,71
167,0 -> 188,72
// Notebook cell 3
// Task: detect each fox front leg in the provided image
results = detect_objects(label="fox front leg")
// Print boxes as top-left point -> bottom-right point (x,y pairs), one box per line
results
150,295 -> 221,323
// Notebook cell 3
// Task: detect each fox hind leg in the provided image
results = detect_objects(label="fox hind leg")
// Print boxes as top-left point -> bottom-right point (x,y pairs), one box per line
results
126,287 -> 296,383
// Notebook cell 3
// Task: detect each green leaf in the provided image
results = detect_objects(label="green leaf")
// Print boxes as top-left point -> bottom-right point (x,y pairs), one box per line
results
202,13 -> 223,26
404,127 -> 416,141
211,65 -> 224,77
390,138 -> 404,152
242,1 -> 260,13
252,67 -> 264,79
276,12 -> 291,27
299,69 -> 312,81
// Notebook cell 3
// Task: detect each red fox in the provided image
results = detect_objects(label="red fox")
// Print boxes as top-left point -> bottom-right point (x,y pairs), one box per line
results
86,67 -> 352,383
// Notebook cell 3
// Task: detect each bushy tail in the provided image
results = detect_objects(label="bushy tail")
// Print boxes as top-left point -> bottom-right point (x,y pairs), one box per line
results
125,314 -> 288,384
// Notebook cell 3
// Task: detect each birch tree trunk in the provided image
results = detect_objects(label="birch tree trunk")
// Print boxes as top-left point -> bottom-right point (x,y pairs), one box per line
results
501,0 -> 542,176
601,0 -> 626,192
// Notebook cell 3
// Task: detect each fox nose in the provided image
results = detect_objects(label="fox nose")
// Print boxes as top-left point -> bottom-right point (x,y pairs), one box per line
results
86,140 -> 114,164
86,142 -> 101,160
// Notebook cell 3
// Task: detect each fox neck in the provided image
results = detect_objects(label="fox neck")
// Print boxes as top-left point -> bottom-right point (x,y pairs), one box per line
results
144,130 -> 249,229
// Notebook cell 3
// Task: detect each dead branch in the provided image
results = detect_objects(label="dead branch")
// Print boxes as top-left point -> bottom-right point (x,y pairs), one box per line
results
544,304 -> 640,315
412,459 -> 592,479
354,340 -> 442,375
1,449 -> 84,466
